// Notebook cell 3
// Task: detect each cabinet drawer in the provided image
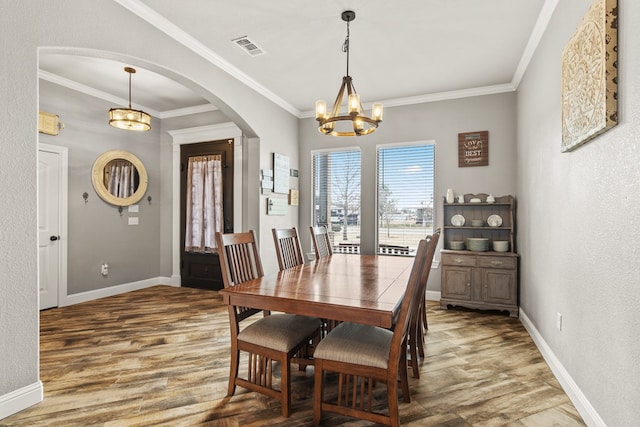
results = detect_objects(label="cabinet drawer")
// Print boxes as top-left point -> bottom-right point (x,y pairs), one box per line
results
477,256 -> 516,270
442,254 -> 476,267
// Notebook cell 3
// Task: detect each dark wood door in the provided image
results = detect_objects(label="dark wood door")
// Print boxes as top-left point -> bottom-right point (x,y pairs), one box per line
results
180,139 -> 234,290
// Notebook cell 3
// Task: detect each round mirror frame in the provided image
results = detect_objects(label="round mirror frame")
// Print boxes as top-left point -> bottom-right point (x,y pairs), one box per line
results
91,150 -> 148,207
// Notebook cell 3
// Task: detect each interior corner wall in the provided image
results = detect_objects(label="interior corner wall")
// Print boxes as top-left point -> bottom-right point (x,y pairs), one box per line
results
516,0 -> 640,425
0,1 -> 40,406
298,92 -> 518,293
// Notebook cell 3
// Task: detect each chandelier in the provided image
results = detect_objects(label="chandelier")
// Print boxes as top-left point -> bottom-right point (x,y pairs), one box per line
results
315,10 -> 382,136
109,67 -> 151,131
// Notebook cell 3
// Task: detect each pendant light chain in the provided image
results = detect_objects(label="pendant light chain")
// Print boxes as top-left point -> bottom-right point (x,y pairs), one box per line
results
343,19 -> 350,77
128,71 -> 133,109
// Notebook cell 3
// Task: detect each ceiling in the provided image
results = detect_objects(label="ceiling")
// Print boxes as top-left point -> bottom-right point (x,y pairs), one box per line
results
39,0 -> 553,119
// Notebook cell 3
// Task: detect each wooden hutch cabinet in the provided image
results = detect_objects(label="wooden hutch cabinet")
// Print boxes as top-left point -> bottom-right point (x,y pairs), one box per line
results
440,193 -> 518,317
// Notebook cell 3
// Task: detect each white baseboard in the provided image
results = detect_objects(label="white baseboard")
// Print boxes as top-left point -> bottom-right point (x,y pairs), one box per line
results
426,290 -> 441,301
519,309 -> 605,427
60,277 -> 176,307
0,381 -> 43,420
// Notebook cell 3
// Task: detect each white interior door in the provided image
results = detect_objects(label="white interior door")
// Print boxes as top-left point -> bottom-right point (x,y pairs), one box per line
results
38,144 -> 67,310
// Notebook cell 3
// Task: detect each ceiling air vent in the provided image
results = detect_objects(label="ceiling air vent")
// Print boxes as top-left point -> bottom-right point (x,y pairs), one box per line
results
232,36 -> 266,56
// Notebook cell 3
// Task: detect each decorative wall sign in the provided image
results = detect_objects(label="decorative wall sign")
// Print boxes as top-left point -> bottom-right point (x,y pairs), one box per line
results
561,0 -> 618,152
458,131 -> 489,167
289,189 -> 299,206
272,153 -> 290,194
267,197 -> 287,215
260,169 -> 273,195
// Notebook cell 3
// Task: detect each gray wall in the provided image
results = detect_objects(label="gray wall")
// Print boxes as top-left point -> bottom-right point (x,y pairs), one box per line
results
299,92 -> 518,292
517,0 -> 640,425
39,81 -> 162,294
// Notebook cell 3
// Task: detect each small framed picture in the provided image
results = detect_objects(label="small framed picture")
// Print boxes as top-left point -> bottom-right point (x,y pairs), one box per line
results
458,131 -> 488,167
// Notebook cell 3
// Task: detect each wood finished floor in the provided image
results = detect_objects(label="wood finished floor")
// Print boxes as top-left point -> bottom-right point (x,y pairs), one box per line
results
2,285 -> 585,426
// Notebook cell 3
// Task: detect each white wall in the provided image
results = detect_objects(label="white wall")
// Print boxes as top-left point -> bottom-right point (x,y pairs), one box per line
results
0,0 -> 298,417
517,0 -> 640,425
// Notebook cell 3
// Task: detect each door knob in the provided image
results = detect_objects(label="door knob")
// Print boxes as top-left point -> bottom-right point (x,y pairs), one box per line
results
50,235 -> 59,241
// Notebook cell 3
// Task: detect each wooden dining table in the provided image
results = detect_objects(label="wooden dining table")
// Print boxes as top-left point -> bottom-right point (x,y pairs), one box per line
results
218,254 -> 415,328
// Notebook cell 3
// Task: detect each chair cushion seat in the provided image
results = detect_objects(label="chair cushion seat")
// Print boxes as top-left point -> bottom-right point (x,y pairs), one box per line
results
238,314 -> 320,352
314,322 -> 392,369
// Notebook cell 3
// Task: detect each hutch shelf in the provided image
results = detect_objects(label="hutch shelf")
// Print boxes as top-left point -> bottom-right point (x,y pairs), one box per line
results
440,193 -> 519,317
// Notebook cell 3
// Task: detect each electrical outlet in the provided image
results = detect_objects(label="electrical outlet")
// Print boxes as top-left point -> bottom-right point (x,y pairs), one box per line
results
101,263 -> 109,276
556,312 -> 563,331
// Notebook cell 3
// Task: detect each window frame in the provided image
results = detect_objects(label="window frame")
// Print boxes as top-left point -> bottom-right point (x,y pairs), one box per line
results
310,147 -> 362,253
375,140 -> 436,256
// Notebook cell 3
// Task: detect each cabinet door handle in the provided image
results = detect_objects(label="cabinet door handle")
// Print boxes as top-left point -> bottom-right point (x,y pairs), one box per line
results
454,257 -> 464,264
490,260 -> 503,266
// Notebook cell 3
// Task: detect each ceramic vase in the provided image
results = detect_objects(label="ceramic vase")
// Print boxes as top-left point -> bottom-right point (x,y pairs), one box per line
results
446,188 -> 454,203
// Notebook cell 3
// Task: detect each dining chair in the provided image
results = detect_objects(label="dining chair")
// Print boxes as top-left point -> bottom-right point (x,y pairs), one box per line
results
216,230 -> 321,417
407,229 -> 440,379
312,238 -> 432,427
310,225 -> 333,259
272,227 -> 305,271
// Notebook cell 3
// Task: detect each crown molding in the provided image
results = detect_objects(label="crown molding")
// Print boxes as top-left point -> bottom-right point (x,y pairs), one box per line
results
299,83 -> 517,118
113,0 -> 301,118
39,69 -> 217,119
158,104 -> 218,119
39,69 -> 160,118
512,0 -> 560,87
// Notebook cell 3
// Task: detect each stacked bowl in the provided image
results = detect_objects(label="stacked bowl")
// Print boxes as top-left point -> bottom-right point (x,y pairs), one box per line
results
466,238 -> 489,252
492,241 -> 510,252
449,240 -> 465,250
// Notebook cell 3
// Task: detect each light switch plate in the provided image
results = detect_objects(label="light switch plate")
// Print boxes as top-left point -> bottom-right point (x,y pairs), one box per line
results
128,217 -> 139,225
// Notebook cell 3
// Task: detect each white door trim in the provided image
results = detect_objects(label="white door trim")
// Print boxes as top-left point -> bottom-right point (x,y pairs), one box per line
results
168,122 -> 243,286
38,143 -> 68,307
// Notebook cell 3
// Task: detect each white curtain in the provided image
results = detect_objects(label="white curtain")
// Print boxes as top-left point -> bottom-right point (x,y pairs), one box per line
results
185,155 -> 224,252
106,160 -> 136,198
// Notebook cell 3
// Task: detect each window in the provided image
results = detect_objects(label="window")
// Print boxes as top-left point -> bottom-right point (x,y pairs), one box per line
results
377,143 -> 435,255
312,149 -> 361,251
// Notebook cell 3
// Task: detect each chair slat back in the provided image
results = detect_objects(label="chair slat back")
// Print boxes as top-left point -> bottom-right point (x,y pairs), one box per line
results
272,227 -> 305,271
389,233 -> 439,366
216,230 -> 264,322
414,229 -> 441,317
310,225 -> 333,259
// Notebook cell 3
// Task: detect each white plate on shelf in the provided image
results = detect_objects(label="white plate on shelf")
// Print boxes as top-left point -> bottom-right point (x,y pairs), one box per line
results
451,214 -> 465,227
487,214 -> 503,227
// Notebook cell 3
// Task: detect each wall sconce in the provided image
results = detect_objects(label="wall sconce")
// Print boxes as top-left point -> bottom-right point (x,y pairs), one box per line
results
147,195 -> 152,204
82,192 -> 89,203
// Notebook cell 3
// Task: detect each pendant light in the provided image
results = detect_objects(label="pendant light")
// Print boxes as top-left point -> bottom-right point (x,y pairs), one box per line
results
315,10 -> 382,136
109,67 -> 151,131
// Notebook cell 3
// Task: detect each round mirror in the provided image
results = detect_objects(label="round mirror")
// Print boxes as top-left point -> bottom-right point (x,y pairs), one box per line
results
91,150 -> 148,206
